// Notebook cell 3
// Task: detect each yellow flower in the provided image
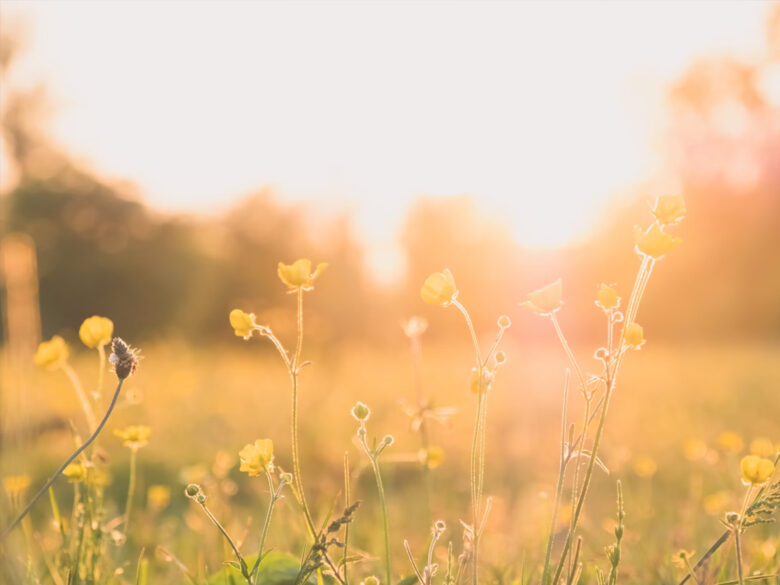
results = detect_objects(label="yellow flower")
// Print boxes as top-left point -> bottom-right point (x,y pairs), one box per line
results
34,335 -> 69,370
114,425 -> 152,449
361,577 -> 380,585
740,455 -> 775,485
63,463 -> 87,483
79,316 -> 114,348
749,437 -> 776,458
634,224 -> 682,259
277,259 -> 328,290
420,269 -> 458,306
703,491 -> 730,515
147,485 -> 171,510
718,431 -> 744,453
685,439 -> 708,462
520,278 -> 562,316
624,322 -> 645,348
401,316 -> 428,338
3,475 -> 31,497
239,439 -> 274,476
419,446 -> 445,469
652,195 -> 686,226
596,283 -> 620,311
672,550 -> 696,570
229,309 -> 257,339
633,456 -> 658,478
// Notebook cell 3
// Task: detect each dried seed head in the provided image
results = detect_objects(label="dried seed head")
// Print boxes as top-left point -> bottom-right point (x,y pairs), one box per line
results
109,337 -> 139,379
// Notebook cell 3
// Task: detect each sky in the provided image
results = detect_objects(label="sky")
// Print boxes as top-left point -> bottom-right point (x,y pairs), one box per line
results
1,1 -> 771,281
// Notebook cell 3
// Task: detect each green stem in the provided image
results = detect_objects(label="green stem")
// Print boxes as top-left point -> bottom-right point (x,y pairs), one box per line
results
251,469 -> 280,583
452,299 -> 484,585
124,448 -> 138,532
291,288 -> 316,538
369,455 -> 392,585
343,452 -> 351,585
63,363 -> 98,433
551,258 -> 652,585
2,379 -> 124,540
200,502 -> 251,585
96,344 -> 106,400
541,371 -> 570,585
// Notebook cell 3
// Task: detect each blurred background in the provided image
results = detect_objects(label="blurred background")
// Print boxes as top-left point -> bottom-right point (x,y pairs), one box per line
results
1,1 -> 779,582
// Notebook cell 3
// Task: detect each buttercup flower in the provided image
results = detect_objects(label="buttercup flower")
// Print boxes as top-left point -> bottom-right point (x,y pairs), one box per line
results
63,463 -> 87,483
277,259 -> 328,291
114,425 -> 151,449
34,336 -> 69,370
634,224 -> 682,259
420,269 -> 458,306
520,279 -> 562,316
3,475 -> 31,498
718,431 -> 744,453
419,445 -> 445,469
749,437 -> 776,458
684,439 -> 708,462
624,322 -> 645,348
633,456 -> 658,478
147,485 -> 171,510
239,439 -> 274,476
596,283 -> 620,311
652,195 -> 686,226
229,309 -> 256,339
740,455 -> 775,485
79,316 -> 114,348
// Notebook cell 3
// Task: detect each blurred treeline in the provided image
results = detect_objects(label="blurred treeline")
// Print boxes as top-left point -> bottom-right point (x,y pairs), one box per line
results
1,10 -> 779,347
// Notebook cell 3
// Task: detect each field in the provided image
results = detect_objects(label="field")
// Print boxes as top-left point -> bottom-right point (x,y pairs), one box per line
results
3,329 -> 779,583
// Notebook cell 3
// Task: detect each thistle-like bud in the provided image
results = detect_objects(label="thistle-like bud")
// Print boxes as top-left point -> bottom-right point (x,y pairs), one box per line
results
109,337 -> 139,379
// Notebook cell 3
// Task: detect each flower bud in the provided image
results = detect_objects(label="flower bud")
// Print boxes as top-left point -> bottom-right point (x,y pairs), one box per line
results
351,401 -> 371,422
381,434 -> 394,448
110,337 -> 139,379
596,284 -> 620,311
185,484 -> 201,498
624,323 -> 645,349
497,315 -> 511,329
652,195 -> 686,226
420,269 -> 457,306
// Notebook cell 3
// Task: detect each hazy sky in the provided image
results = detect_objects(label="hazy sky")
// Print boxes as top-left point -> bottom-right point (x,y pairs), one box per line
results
2,1 -> 771,280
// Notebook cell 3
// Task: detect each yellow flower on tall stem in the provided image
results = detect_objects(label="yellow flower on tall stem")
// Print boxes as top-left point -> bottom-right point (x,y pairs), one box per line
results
277,258 -> 328,291
420,269 -> 458,306
519,279 -> 563,316
79,316 -> 113,349
239,439 -> 274,476
740,455 -> 775,485
652,195 -> 686,226
229,309 -> 257,339
634,224 -> 682,259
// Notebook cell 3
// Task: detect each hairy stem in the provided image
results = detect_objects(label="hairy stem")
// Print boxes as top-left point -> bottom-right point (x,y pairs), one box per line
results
369,454 -> 392,585
63,363 -> 98,433
2,379 -> 124,540
124,448 -> 138,532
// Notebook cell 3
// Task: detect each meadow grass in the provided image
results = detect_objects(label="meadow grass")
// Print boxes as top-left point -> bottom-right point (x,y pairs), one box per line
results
1,199 -> 779,585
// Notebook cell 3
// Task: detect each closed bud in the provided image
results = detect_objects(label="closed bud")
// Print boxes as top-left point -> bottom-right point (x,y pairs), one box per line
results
185,484 -> 201,498
351,401 -> 371,422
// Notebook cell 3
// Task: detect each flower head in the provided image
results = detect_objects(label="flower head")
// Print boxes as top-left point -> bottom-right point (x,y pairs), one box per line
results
63,463 -> 87,483
239,439 -> 274,476
596,283 -> 620,311
718,431 -> 744,453
401,316 -> 428,338
652,195 -> 686,226
420,269 -> 458,306
740,454 -> 775,485
114,425 -> 151,449
3,475 -> 31,498
229,309 -> 257,339
419,445 -> 445,469
634,224 -> 682,259
277,259 -> 328,291
79,316 -> 114,348
520,279 -> 562,316
624,322 -> 645,349
147,485 -> 171,510
34,335 -> 69,370
633,456 -> 658,478
109,337 -> 139,379
749,437 -> 776,458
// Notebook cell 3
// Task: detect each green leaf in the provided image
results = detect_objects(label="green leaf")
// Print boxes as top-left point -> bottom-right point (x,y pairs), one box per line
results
207,552 -> 336,585
396,576 -> 420,585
